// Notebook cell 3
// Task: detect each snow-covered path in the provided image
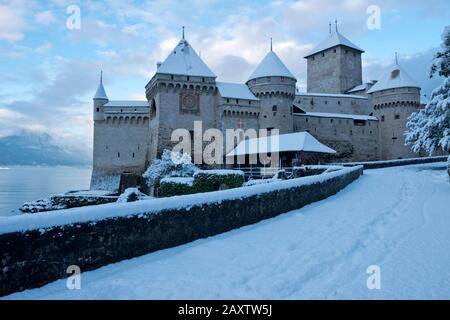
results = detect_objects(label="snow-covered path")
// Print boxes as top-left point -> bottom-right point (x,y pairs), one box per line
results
5,163 -> 450,299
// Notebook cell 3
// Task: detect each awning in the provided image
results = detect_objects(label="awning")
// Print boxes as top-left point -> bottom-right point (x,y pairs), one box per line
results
226,132 -> 336,156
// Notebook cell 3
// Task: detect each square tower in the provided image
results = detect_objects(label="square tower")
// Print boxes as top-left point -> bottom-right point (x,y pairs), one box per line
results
305,27 -> 364,94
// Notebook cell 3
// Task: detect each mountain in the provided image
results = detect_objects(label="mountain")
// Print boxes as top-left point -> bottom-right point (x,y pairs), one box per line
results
0,132 -> 91,166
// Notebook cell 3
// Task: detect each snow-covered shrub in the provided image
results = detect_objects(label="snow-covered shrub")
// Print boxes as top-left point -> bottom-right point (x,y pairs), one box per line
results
20,198 -> 65,213
116,188 -> 150,203
160,177 -> 195,197
193,170 -> 244,192
142,150 -> 198,187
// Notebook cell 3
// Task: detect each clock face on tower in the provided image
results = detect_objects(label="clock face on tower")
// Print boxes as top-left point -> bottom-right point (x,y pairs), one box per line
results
179,92 -> 200,114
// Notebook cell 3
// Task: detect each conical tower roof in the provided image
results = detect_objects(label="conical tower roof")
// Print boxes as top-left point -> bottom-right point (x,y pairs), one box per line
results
247,50 -> 296,81
93,71 -> 108,100
156,37 -> 216,78
367,62 -> 420,94
305,29 -> 364,58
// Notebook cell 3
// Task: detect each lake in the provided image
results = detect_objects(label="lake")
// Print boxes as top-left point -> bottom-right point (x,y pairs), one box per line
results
0,166 -> 92,217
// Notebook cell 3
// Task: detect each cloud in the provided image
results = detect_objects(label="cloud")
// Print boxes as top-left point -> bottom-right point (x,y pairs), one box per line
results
35,10 -> 56,25
0,3 -> 26,41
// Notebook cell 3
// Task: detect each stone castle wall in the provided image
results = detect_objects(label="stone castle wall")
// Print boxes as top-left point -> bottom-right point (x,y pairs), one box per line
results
295,94 -> 371,115
293,114 -> 380,161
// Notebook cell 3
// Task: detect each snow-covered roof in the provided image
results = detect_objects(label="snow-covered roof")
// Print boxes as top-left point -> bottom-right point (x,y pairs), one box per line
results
346,84 -> 367,93
104,101 -> 149,107
94,74 -> 108,100
305,30 -> 364,58
227,132 -> 336,156
248,51 -> 296,81
216,82 -> 259,101
367,63 -> 420,94
294,111 -> 378,121
156,39 -> 216,78
296,92 -> 368,100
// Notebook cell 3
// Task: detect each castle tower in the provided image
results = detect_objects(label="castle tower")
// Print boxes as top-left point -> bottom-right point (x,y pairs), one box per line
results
93,71 -> 108,120
305,22 -> 364,94
145,28 -> 217,162
246,40 -> 297,134
368,58 -> 421,160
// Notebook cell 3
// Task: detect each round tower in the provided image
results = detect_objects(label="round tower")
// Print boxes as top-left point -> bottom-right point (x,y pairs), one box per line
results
246,41 -> 296,134
93,71 -> 108,121
368,60 -> 421,160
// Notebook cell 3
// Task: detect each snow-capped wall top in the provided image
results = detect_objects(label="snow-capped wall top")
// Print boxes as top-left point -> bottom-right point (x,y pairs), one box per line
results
156,39 -> 216,78
93,72 -> 108,100
305,30 -> 364,58
227,132 -> 336,156
104,101 -> 149,107
367,63 -> 420,94
216,82 -> 259,101
295,112 -> 378,121
247,51 -> 296,81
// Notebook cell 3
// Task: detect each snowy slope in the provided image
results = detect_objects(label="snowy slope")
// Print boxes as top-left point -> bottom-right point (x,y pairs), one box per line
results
5,162 -> 450,300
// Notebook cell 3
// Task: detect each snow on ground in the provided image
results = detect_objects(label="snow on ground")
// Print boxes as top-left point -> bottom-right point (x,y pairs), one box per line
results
4,162 -> 450,299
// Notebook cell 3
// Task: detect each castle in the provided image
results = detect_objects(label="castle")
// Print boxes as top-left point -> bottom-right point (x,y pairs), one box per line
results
90,26 -> 422,190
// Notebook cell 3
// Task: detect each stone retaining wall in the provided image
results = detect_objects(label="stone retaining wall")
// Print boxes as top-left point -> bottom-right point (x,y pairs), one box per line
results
0,166 -> 363,297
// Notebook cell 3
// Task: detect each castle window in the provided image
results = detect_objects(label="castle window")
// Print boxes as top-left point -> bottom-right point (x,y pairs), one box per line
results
106,145 -> 108,150
392,137 -> 398,140
132,152 -> 135,158
325,101 -> 328,104
236,99 -> 239,104
121,109 -> 123,112
350,130 -> 353,135
272,105 -> 277,112
312,56 -> 315,61
322,52 -> 325,57
305,118 -> 308,122
354,119 -> 367,126
337,101 -> 341,105
96,108 -> 100,112
333,49 -> 336,53
381,115 -> 385,122
345,50 -> 348,54
202,77 -> 205,82
249,101 -> 251,105
118,152 -> 120,158
395,114 -> 400,119
226,98 -> 230,103
330,119 -> 333,123
171,75 -> 174,80
187,76 -> 190,81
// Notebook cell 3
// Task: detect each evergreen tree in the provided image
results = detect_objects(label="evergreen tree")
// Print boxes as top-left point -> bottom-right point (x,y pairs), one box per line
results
405,25 -> 450,155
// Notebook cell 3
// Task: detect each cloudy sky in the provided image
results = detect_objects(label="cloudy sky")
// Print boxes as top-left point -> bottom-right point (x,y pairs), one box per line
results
0,0 -> 449,155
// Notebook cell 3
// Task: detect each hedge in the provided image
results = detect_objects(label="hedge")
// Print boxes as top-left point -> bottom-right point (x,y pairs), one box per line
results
193,170 -> 245,192
159,171 -> 245,197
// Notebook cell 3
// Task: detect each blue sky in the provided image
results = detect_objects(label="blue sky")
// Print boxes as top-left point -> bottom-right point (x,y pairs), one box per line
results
0,0 -> 449,153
